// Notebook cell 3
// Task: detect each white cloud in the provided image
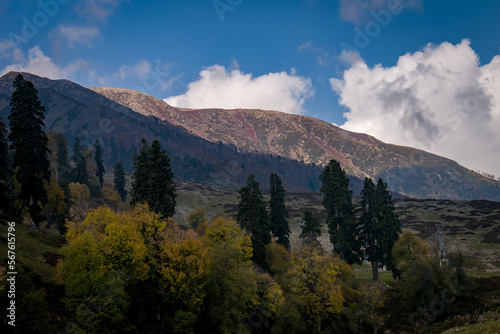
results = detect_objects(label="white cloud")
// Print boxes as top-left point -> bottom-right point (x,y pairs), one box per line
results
331,39 -> 500,177
339,0 -> 423,25
50,24 -> 100,47
75,0 -> 129,22
164,65 -> 314,114
1,46 -> 88,80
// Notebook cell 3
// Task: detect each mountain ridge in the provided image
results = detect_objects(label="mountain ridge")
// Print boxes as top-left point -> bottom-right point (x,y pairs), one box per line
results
89,85 -> 500,200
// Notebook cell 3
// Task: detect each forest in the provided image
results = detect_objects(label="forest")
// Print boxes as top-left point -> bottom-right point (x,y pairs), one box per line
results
1,75 -> 500,333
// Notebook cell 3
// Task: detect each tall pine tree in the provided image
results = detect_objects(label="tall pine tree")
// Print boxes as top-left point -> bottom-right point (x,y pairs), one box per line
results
319,159 -> 361,264
93,139 -> 105,188
269,173 -> 290,249
0,117 -> 11,213
72,138 -> 88,185
237,173 -> 271,270
54,133 -> 71,183
113,161 -> 127,202
359,177 -> 401,281
8,74 -> 50,224
299,210 -> 322,246
131,139 -> 176,218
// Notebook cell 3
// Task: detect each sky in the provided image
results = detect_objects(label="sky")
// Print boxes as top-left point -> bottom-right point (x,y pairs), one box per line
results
0,0 -> 499,177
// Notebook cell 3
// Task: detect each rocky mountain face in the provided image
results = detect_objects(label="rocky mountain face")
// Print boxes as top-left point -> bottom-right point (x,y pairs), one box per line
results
89,86 -> 500,201
0,72 -> 328,192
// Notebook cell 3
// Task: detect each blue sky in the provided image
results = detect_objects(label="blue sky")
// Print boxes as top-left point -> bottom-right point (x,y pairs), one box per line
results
1,0 -> 500,176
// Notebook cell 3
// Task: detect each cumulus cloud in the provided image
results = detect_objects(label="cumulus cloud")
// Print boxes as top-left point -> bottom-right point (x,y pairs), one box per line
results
50,24 -> 100,47
164,65 -> 313,114
339,0 -> 423,25
331,39 -> 500,177
1,46 -> 88,79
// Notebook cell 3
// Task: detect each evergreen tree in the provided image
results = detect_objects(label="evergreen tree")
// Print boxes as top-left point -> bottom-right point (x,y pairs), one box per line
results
0,117 -> 11,213
93,139 -> 105,188
131,139 -> 176,218
54,133 -> 71,183
113,161 -> 127,202
319,159 -> 360,264
8,74 -> 50,224
72,138 -> 88,185
359,177 -> 401,281
299,210 -> 322,245
237,173 -> 271,270
269,173 -> 290,249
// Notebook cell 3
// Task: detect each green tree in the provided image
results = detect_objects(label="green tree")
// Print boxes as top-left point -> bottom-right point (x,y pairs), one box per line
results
93,139 -> 105,188
299,210 -> 322,245
131,139 -> 176,218
54,132 -> 71,183
0,117 -> 11,213
72,138 -> 88,185
359,178 -> 401,281
237,173 -> 271,270
8,74 -> 50,224
269,173 -> 290,249
320,159 -> 360,265
113,161 -> 126,202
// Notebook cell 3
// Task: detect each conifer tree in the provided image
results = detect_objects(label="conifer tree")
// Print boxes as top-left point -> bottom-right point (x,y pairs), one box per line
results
8,74 -> 50,224
54,133 -> 71,183
299,210 -> 322,245
269,173 -> 290,249
0,117 -> 11,213
237,173 -> 271,270
93,139 -> 105,188
319,159 -> 360,264
72,138 -> 88,185
113,161 -> 127,202
131,139 -> 176,218
359,177 -> 401,281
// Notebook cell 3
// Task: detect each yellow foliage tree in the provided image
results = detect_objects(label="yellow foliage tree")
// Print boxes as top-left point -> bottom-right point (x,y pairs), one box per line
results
158,225 -> 210,312
102,181 -> 121,211
290,245 -> 345,332
68,182 -> 91,221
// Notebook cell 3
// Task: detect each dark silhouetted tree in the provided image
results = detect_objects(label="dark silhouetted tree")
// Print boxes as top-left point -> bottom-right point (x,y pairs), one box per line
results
237,173 -> 271,270
72,138 -> 88,185
299,210 -> 321,246
131,139 -> 176,218
320,159 -> 360,264
113,161 -> 126,202
93,139 -> 105,188
8,74 -> 50,224
0,117 -> 11,213
359,177 -> 401,281
269,173 -> 290,249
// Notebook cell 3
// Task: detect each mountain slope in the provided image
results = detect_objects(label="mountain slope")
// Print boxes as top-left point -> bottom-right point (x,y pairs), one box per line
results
89,86 -> 500,201
0,72 -> 329,192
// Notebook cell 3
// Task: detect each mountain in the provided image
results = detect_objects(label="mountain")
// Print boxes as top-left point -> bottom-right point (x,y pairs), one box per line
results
89,86 -> 500,201
0,71 -> 328,192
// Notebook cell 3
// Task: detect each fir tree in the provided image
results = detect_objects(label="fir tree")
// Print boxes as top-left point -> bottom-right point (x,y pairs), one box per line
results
8,74 -> 50,224
72,138 -> 88,185
299,210 -> 322,245
0,117 -> 11,213
113,161 -> 127,202
131,139 -> 176,218
237,173 -> 271,270
93,139 -> 105,188
359,177 -> 401,281
319,159 -> 360,264
269,173 -> 290,249
54,133 -> 71,183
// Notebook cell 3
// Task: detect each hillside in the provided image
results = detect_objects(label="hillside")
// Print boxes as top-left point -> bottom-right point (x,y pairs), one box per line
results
0,72 -> 331,192
89,86 -> 500,201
